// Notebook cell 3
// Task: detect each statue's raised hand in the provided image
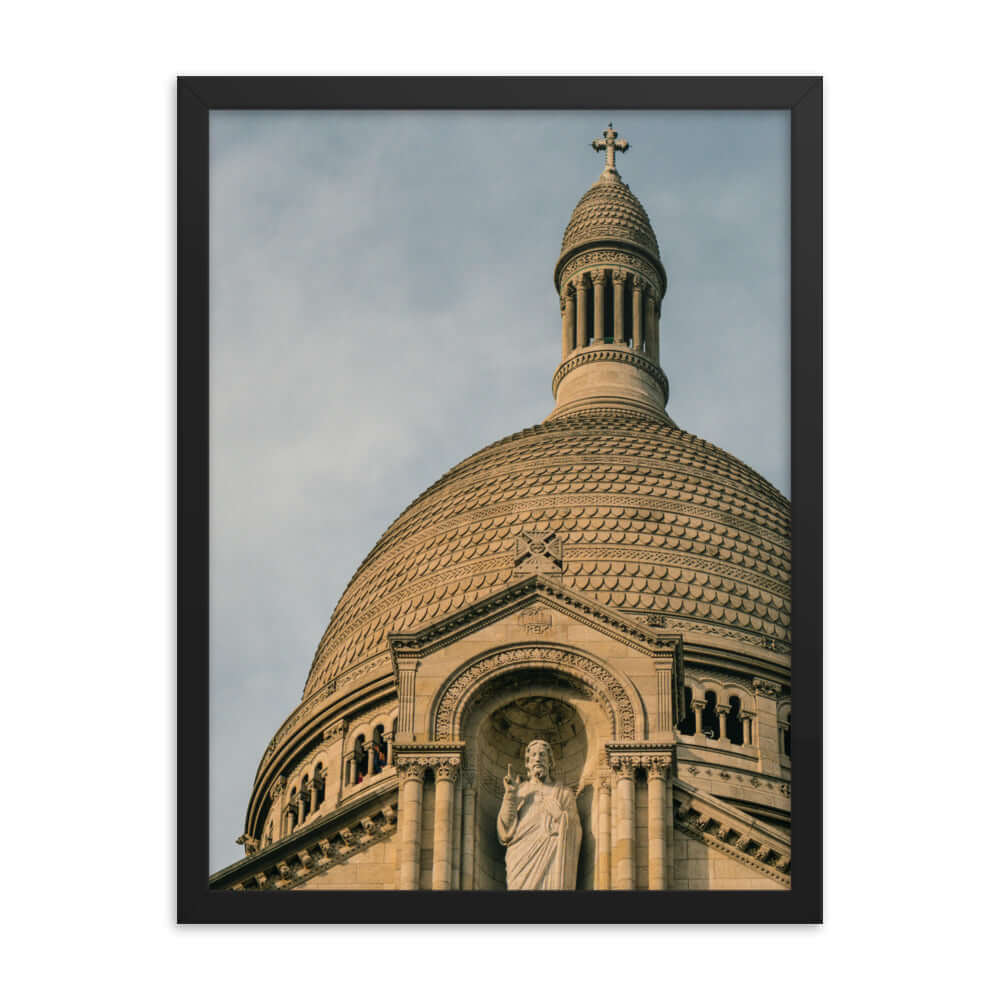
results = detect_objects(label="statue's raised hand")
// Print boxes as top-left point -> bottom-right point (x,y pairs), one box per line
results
503,763 -> 521,795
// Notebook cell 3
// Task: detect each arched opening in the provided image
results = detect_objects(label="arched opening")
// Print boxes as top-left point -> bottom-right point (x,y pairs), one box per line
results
475,695 -> 591,891
372,725 -> 386,775
678,686 -> 695,735
353,734 -> 367,783
313,763 -> 325,809
727,695 -> 743,744
703,690 -> 720,740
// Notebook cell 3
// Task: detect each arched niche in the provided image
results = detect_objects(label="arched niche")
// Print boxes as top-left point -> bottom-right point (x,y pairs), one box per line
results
456,666 -> 616,891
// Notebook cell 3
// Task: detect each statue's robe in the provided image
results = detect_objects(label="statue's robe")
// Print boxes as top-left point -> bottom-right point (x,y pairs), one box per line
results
496,779 -> 582,890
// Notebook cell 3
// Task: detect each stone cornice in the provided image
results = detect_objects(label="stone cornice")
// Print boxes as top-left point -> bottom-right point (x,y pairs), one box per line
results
555,238 -> 667,297
673,779 -> 790,885
212,783 -> 399,891
551,345 -> 670,401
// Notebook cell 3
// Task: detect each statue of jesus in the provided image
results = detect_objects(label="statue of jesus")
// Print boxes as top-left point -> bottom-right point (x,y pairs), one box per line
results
496,739 -> 582,890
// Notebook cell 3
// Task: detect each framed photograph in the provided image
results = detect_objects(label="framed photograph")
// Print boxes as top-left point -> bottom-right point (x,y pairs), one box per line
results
179,77 -> 822,923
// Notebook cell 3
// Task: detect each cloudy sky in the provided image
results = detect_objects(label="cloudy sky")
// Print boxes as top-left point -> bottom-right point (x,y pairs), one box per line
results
209,110 -> 789,873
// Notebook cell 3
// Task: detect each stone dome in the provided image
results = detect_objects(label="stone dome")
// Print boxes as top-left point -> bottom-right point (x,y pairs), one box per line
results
559,172 -> 661,262
303,407 -> 790,700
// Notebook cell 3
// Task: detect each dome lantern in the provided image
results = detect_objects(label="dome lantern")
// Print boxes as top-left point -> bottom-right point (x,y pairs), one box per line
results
550,125 -> 670,423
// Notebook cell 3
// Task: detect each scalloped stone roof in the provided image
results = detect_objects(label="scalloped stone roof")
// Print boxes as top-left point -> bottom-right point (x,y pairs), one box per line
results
560,172 -> 661,260
302,408 -> 790,699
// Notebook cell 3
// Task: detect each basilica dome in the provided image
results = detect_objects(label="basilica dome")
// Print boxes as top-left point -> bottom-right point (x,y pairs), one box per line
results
303,409 -> 790,700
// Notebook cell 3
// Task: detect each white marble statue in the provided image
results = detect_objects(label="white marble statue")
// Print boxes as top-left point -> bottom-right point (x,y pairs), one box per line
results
496,739 -> 582,890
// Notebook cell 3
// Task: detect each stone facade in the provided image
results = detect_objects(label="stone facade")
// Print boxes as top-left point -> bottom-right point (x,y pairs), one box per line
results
210,126 -> 791,894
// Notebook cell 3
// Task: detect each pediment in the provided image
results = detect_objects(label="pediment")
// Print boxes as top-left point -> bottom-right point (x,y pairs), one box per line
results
387,574 -> 682,665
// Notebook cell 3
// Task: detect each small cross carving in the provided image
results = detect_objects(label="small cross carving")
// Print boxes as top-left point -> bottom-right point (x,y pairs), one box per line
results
592,122 -> 629,172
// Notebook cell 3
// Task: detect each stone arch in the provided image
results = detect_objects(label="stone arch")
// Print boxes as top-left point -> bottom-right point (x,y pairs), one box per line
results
428,643 -> 644,743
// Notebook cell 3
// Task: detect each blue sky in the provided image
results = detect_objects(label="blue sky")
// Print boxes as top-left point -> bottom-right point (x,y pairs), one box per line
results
209,110 -> 789,872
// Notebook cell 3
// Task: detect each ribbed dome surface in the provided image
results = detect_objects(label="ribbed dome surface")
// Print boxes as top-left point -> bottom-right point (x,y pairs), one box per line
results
303,409 -> 789,699
560,173 -> 661,260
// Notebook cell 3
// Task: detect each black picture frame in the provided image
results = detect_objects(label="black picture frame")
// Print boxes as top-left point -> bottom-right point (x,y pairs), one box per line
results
178,76 -> 822,924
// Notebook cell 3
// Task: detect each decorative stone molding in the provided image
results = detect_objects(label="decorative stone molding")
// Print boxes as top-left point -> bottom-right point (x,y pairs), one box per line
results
551,345 -> 669,400
673,780 -> 790,887
269,776 -> 286,801
235,834 -> 259,856
753,678 -> 781,698
431,645 -> 637,741
513,529 -> 563,578
558,247 -> 664,302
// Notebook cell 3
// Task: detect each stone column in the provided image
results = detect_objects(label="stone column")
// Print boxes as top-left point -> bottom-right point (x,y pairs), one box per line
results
461,778 -> 477,890
365,741 -> 376,778
451,767 -> 463,889
560,294 -> 573,359
347,756 -> 357,786
565,285 -> 577,355
396,760 -> 426,891
576,275 -> 589,350
741,711 -> 755,747
611,758 -> 636,890
645,291 -> 659,363
385,732 -> 394,768
297,788 -> 306,825
431,760 -> 459,890
592,270 -> 607,344
691,699 -> 706,738
309,777 -> 318,813
612,270 -> 627,344
597,777 -> 612,890
284,803 -> 296,837
646,756 -> 671,890
716,705 -> 731,744
632,280 -> 644,353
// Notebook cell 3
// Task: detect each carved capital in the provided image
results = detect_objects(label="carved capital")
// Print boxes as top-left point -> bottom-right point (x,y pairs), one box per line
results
433,760 -> 461,783
323,719 -> 348,741
739,710 -> 756,721
591,269 -> 607,286
611,268 -> 627,285
269,775 -> 286,801
753,678 -> 781,698
643,754 -> 672,779
395,759 -> 427,782
609,755 -> 637,781
690,699 -> 707,711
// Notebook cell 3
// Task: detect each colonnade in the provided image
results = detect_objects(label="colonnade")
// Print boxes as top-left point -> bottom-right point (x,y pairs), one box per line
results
560,270 -> 660,362
690,698 -> 755,746
396,754 -> 474,891
601,751 -> 674,890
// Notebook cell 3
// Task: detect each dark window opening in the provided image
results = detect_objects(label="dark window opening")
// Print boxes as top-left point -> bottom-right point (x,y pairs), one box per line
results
727,695 -> 743,744
678,686 -> 695,736
703,690 -> 720,739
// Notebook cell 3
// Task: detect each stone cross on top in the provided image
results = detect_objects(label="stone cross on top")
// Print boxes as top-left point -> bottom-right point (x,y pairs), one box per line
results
592,122 -> 629,173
